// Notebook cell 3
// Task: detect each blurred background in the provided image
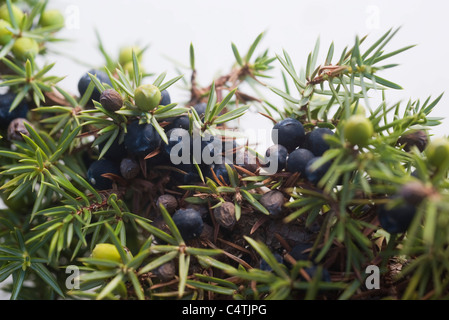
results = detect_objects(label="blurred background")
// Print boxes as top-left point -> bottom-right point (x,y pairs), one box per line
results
1,0 -> 449,299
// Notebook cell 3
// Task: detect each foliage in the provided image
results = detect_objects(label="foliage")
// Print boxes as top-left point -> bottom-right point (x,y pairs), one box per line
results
0,0 -> 448,301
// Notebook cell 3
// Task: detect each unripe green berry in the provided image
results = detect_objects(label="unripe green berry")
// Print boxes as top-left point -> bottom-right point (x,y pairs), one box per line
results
0,19 -> 12,45
12,37 -> 39,61
344,115 -> 373,146
39,9 -> 64,30
91,243 -> 122,270
119,46 -> 142,66
349,102 -> 366,116
0,3 -> 24,25
425,137 -> 449,168
134,84 -> 161,111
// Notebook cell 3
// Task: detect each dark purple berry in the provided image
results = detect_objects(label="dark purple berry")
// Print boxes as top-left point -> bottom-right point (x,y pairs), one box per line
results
192,102 -> 207,118
305,127 -> 333,156
0,92 -> 29,129
377,197 -> 417,234
98,134 -> 127,161
260,252 -> 283,272
398,130 -> 428,152
87,159 -> 121,190
305,157 -> 331,185
286,148 -> 315,176
272,117 -> 305,152
124,120 -> 162,157
262,144 -> 288,174
160,90 -> 171,106
172,208 -> 204,240
78,69 -> 112,103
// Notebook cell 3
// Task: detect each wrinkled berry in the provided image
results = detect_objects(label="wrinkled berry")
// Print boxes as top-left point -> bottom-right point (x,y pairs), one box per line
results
124,120 -> 162,157
398,130 -> 428,152
272,117 -> 305,152
259,190 -> 285,218
100,89 -> 123,112
286,148 -> 315,176
156,194 -> 178,214
7,117 -> 31,141
213,201 -> 236,229
87,159 -> 121,190
172,208 -> 204,240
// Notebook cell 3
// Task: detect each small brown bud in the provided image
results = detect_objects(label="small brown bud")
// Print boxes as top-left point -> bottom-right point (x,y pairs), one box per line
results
398,130 -> 428,152
100,89 -> 123,112
7,118 -> 32,141
213,201 -> 236,229
156,194 -> 178,214
120,158 -> 140,179
260,190 -> 285,218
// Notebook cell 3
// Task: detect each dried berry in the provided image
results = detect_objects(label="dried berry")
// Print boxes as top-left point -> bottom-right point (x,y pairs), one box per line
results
154,261 -> 176,282
7,117 -> 31,141
259,190 -> 285,218
398,130 -> 428,152
213,201 -> 236,229
100,89 -> 123,112
156,194 -> 178,214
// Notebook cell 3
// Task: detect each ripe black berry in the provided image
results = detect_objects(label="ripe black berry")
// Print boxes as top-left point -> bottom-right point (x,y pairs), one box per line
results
286,148 -> 315,176
160,90 -> 171,106
78,69 -> 112,103
163,128 -> 191,162
272,117 -> 305,152
192,102 -> 207,119
124,120 -> 162,157
98,134 -> 127,161
377,197 -> 417,234
305,157 -> 331,185
304,127 -> 333,156
262,144 -> 288,174
87,159 -> 121,190
172,208 -> 204,241
167,115 -> 190,131
260,252 -> 283,272
0,92 -> 29,129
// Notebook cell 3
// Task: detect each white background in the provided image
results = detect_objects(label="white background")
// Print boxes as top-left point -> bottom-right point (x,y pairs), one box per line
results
1,0 -> 449,299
